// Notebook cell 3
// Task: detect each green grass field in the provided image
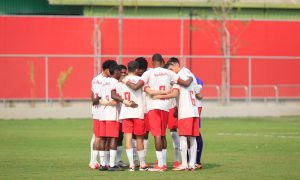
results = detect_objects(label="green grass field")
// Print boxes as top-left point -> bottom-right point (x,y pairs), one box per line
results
0,117 -> 299,180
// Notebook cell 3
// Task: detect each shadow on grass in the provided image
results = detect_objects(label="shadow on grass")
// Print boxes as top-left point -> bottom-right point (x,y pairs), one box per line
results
202,163 -> 222,170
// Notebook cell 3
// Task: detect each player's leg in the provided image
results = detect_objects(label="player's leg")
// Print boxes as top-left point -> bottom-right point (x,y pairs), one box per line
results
125,133 -> 135,171
90,120 -> 101,169
161,110 -> 169,169
188,136 -> 197,170
136,135 -> 147,171
196,133 -> 203,168
143,132 -> 149,159
168,107 -> 180,167
107,122 -> 123,171
99,121 -> 108,171
196,107 -> 203,169
143,113 -> 150,158
173,118 -> 194,171
147,110 -> 165,172
99,136 -> 108,170
189,117 -> 200,170
122,119 -> 135,171
161,136 -> 167,168
104,138 -> 110,167
116,123 -> 127,168
132,134 -> 139,167
108,137 -> 123,171
134,118 -> 148,171
173,135 -> 188,171
170,129 -> 181,168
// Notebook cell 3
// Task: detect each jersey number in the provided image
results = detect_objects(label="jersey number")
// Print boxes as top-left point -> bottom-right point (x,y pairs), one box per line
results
190,91 -> 196,106
124,92 -> 131,107
159,86 -> 166,100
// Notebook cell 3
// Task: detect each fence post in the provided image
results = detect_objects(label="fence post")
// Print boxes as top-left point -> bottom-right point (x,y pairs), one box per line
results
244,86 -> 248,103
248,56 -> 252,103
274,85 -> 279,103
45,56 -> 49,105
216,85 -> 221,103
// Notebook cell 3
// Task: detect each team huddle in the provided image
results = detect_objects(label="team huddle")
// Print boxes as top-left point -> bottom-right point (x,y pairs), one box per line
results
89,53 -> 204,172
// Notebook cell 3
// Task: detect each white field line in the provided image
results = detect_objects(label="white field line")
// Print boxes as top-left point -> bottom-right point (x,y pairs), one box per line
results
217,132 -> 300,139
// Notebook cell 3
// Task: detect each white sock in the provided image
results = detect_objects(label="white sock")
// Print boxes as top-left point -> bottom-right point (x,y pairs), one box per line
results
162,149 -> 167,166
126,148 -> 134,167
105,151 -> 110,166
156,151 -> 163,167
188,137 -> 197,168
116,146 -> 122,163
137,150 -> 146,167
90,134 -> 96,164
171,131 -> 180,162
99,151 -> 105,166
132,139 -> 139,165
143,139 -> 149,157
109,150 -> 117,167
92,151 -> 99,164
179,136 -> 188,168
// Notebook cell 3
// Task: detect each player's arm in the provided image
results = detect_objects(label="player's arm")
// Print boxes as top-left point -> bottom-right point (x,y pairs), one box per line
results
91,92 -> 100,106
152,89 -> 179,100
177,76 -> 193,87
123,79 -> 144,90
144,86 -> 171,96
111,90 -> 123,103
111,89 -> 138,108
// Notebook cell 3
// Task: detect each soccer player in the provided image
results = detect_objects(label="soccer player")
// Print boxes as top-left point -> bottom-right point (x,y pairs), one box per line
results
152,73 -> 200,171
111,61 -> 149,171
115,64 -> 128,168
89,60 -> 118,169
167,95 -> 181,168
195,77 -> 204,169
97,65 -> 124,171
135,57 -> 150,165
163,57 -> 203,170
122,53 -> 193,172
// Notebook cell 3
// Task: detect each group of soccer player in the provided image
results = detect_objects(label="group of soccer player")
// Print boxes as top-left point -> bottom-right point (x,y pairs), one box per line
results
89,53 -> 204,172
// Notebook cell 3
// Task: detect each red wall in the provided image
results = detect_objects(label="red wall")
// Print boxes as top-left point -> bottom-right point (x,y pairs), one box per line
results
0,16 -> 300,99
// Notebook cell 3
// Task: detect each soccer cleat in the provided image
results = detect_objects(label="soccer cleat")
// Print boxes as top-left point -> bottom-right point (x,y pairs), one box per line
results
89,162 -> 100,169
128,166 -> 135,172
108,165 -> 124,171
172,165 -> 189,171
116,160 -> 128,168
188,165 -> 196,171
139,166 -> 149,171
148,165 -> 165,172
98,165 -> 108,171
173,161 -> 181,168
195,163 -> 203,169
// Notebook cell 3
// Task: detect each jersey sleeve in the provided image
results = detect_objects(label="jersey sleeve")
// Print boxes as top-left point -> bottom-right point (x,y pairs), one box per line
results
172,84 -> 180,91
168,69 -> 180,83
140,70 -> 151,84
110,78 -> 118,91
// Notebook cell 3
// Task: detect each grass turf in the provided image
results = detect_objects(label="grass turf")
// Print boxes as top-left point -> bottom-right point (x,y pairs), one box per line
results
0,117 -> 299,180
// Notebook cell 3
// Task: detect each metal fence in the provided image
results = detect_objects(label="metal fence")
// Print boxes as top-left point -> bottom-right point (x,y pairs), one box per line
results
0,54 -> 300,104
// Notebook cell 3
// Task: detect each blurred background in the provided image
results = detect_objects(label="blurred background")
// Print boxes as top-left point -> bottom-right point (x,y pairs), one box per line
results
0,0 -> 300,119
